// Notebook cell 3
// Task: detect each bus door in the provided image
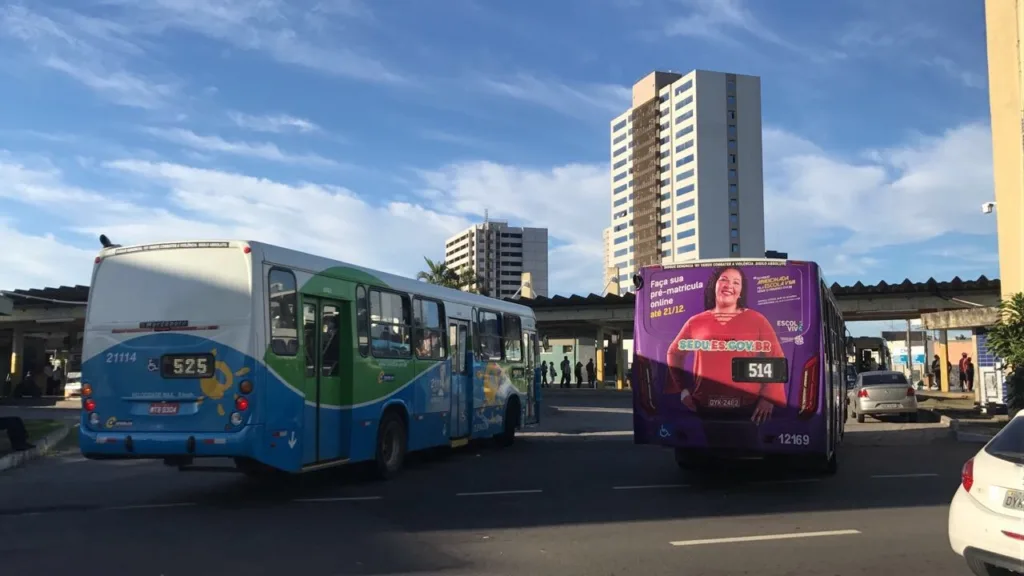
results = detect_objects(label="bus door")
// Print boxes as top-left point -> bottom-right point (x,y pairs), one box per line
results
448,319 -> 471,440
301,297 -> 352,465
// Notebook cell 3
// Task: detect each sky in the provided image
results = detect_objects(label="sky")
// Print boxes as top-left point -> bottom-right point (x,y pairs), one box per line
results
0,0 -> 997,335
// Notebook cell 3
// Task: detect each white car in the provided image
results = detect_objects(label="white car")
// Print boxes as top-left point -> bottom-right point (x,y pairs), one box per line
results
948,409 -> 1024,575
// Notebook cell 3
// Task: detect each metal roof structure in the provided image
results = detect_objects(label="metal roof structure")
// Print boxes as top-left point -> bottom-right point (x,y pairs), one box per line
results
507,275 -> 1002,309
1,285 -> 90,309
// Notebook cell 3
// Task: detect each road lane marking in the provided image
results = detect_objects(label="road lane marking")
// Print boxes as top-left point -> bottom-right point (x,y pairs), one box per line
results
870,473 -> 939,479
751,478 -> 822,485
456,489 -> 543,497
104,502 -> 197,511
670,529 -> 861,547
613,484 -> 691,490
293,496 -> 383,503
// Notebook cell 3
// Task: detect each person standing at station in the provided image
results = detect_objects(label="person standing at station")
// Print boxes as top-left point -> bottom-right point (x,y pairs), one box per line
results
559,356 -> 571,388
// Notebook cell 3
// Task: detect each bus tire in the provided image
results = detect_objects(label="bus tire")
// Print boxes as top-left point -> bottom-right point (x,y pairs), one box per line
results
496,398 -> 520,447
374,410 -> 407,480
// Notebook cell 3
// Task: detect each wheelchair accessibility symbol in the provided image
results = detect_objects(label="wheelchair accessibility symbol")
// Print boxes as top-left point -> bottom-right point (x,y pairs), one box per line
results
658,425 -> 671,438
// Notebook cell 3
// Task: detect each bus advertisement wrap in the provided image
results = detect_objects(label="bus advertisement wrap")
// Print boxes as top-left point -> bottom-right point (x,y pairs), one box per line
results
634,262 -> 825,453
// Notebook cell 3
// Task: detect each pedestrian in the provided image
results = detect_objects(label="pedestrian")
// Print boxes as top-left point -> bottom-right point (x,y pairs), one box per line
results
966,357 -> 975,393
958,353 -> 969,392
574,360 -> 583,388
0,417 -> 34,451
559,356 -> 571,388
930,355 -> 941,390
549,362 -> 556,386
586,358 -> 596,388
540,361 -> 549,387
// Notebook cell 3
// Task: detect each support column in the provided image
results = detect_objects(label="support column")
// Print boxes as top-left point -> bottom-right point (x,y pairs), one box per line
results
615,335 -> 626,390
939,329 -> 950,392
9,326 -> 24,388
595,328 -> 605,386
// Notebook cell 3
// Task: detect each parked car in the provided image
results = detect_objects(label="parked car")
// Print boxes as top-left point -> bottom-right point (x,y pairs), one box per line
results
847,370 -> 918,423
948,410 -> 1024,575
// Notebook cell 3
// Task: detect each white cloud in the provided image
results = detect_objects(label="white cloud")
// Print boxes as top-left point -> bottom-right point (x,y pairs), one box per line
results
228,112 -> 320,133
0,220 -> 95,291
928,57 -> 986,90
142,128 -> 339,167
762,121 -> 994,275
97,0 -> 404,83
665,0 -> 798,51
478,73 -> 631,119
0,5 -> 176,109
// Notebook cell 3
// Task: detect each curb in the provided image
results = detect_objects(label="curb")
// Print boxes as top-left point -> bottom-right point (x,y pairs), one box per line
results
520,431 -> 633,442
0,424 -> 74,473
937,414 -> 996,444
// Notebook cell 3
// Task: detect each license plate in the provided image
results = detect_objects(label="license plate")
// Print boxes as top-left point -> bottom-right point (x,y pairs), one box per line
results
148,402 -> 179,415
877,403 -> 901,409
1003,489 -> 1024,512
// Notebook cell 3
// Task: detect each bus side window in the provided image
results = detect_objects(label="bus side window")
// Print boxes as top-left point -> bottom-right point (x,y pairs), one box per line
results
356,285 -> 369,357
503,314 -> 523,363
477,310 -> 502,360
369,290 -> 411,358
269,268 -> 298,356
413,298 -> 446,360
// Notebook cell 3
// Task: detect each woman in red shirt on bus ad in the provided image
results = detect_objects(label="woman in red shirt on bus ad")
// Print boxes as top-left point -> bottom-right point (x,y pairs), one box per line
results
665,266 -> 786,426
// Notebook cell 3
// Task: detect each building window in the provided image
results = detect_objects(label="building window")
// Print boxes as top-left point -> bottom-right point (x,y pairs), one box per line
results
730,199 -> 738,210
731,243 -> 740,253
677,169 -> 694,181
728,140 -> 737,152
613,119 -> 627,132
728,126 -> 737,138
674,110 -> 693,123
662,249 -> 670,257
730,229 -> 739,238
729,183 -> 738,194
674,80 -> 692,95
727,95 -> 736,106
675,126 -> 693,139
661,192 -> 670,201
614,235 -> 628,245
677,229 -> 695,240
677,244 -> 696,254
502,314 -> 523,362
729,169 -> 737,179
677,199 -> 695,211
675,140 -> 694,153
727,80 -> 736,92
676,184 -> 695,197
613,159 -> 628,170
613,146 -> 627,157
729,154 -> 737,164
661,235 -> 670,243
730,214 -> 738,225
728,110 -> 736,121
677,214 -> 695,225
613,171 -> 628,182
661,207 -> 670,215
613,133 -> 627,145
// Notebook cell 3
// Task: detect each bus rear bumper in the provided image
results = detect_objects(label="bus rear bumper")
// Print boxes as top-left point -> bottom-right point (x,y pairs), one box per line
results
79,425 -> 262,460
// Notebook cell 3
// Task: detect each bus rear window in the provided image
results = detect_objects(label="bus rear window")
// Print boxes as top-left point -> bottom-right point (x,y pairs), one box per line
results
861,373 -> 907,386
89,247 -> 252,326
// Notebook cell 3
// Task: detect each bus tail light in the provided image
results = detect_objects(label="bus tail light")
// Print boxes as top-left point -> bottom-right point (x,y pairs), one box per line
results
82,383 -> 92,396
858,389 -> 869,398
84,398 -> 96,412
961,458 -> 974,492
235,396 -> 249,411
239,380 -> 253,395
798,356 -> 819,418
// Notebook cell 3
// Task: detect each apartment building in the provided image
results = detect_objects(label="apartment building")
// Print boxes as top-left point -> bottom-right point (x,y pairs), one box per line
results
606,69 -> 767,294
444,220 -> 549,299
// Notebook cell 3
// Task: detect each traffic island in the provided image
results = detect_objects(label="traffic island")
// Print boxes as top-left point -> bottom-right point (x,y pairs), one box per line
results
0,419 -> 74,473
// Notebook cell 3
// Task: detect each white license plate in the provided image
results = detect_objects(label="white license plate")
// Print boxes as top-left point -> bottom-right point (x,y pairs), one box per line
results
148,402 -> 179,415
1003,489 -> 1024,512
876,403 -> 901,409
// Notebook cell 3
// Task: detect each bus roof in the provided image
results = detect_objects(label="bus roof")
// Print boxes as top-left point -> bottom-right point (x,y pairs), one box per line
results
97,239 -> 536,318
651,258 -> 817,270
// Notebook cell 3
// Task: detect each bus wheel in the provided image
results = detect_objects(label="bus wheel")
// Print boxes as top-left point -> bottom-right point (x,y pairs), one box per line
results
497,399 -> 520,447
374,411 -> 407,480
856,413 -> 865,424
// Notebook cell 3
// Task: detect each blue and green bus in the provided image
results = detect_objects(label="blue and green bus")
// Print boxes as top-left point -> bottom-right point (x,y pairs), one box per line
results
79,240 -> 541,478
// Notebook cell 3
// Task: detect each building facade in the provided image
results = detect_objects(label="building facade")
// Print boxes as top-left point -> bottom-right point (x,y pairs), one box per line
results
606,69 -> 766,294
444,220 -> 549,299
985,0 -> 1024,298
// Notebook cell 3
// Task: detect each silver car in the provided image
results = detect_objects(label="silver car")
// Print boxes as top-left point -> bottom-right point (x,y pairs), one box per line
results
848,370 -> 918,423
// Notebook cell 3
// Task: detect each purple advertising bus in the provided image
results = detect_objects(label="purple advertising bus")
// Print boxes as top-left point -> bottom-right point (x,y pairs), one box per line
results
632,259 -> 847,473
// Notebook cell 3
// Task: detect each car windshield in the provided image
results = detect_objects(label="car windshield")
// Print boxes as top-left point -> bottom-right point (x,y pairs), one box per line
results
861,373 -> 907,386
984,417 -> 1024,465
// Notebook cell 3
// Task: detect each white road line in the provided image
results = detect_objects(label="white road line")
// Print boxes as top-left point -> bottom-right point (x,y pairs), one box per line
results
613,484 -> 691,490
751,478 -> 822,485
104,502 -> 197,511
670,529 -> 862,547
455,489 -> 543,497
871,473 -> 939,479
292,496 -> 383,503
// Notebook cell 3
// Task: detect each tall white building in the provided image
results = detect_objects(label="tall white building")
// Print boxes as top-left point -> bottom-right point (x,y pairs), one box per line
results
444,220 -> 549,299
606,70 -> 766,295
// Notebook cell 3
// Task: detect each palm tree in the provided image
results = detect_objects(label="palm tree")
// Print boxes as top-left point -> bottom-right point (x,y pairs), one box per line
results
416,257 -> 459,288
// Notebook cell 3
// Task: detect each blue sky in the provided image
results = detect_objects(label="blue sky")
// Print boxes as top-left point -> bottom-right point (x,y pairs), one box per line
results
0,0 -> 997,335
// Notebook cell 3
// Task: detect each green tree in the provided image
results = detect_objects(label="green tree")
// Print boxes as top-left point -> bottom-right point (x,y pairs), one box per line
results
416,257 -> 460,288
982,292 -> 1024,414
